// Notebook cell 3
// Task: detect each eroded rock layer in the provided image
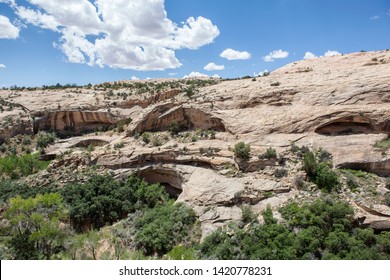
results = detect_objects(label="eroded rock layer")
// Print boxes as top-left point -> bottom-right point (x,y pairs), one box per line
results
1,50 -> 390,236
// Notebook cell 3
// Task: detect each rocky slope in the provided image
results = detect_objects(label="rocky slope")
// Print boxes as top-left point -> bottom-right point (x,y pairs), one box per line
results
1,50 -> 390,237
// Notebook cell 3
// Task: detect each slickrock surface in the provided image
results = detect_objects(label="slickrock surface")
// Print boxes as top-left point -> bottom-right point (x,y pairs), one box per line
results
1,50 -> 390,237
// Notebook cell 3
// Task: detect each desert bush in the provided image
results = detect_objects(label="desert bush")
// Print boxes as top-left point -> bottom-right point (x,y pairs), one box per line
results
318,148 -> 332,163
303,151 -> 317,179
168,121 -> 180,136
274,168 -> 288,178
314,163 -> 339,192
152,136 -> 162,147
133,202 -> 196,256
0,153 -> 50,179
294,176 -> 305,189
113,142 -> 125,149
303,151 -> 339,192
141,132 -> 151,144
62,174 -> 169,231
345,173 -> 360,191
385,193 -> 390,207
0,180 -> 57,203
35,131 -> 57,149
200,198 -> 390,260
233,142 -> 251,160
22,135 -> 32,146
260,147 -> 277,159
241,205 -> 257,224
5,193 -> 68,259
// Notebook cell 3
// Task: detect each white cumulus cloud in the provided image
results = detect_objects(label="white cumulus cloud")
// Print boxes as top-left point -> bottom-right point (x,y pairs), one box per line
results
303,52 -> 317,60
324,50 -> 341,57
0,15 -> 19,39
263,49 -> 289,62
220,48 -> 251,60
130,76 -> 140,80
204,62 -> 224,71
0,0 -> 15,6
254,70 -> 270,77
183,71 -> 209,78
0,64 -> 6,68
173,16 -> 220,50
370,16 -> 380,20
11,0 -> 220,71
16,7 -> 60,31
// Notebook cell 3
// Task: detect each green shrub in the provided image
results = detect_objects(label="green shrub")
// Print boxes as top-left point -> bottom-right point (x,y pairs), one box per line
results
116,125 -> 124,133
290,144 -> 300,153
133,202 -> 196,256
260,147 -> 277,159
345,173 -> 360,191
35,131 -> 57,149
151,137 -> 162,147
200,198 -> 390,260
0,153 -> 50,179
113,142 -> 125,149
241,205 -> 257,224
274,168 -> 288,178
302,150 -> 339,192
62,174 -> 169,231
294,176 -> 305,189
385,193 -> 390,207
375,138 -> 390,150
5,193 -> 68,259
86,144 -> 95,153
318,148 -> 332,163
22,135 -> 32,146
168,121 -> 180,136
166,245 -> 197,260
0,180 -> 58,203
278,155 -> 286,165
141,132 -> 151,144
314,163 -> 339,192
233,142 -> 251,160
303,151 -> 317,179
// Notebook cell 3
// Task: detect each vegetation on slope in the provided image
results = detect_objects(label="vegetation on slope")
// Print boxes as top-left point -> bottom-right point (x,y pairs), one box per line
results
200,199 -> 390,260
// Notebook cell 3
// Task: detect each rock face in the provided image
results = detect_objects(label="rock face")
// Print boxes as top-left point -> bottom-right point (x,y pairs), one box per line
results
129,104 -> 226,134
33,110 -> 120,137
1,50 -> 390,236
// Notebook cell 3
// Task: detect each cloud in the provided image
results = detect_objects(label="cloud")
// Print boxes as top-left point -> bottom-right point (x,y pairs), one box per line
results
173,16 -> 220,50
11,0 -> 220,71
211,74 -> 220,79
204,62 -> 224,71
15,7 -> 60,31
0,0 -> 15,6
324,50 -> 341,57
183,71 -> 209,78
220,48 -> 251,60
168,72 -> 177,76
263,49 -> 289,62
303,52 -> 317,60
370,16 -> 380,20
0,64 -> 6,69
254,70 -> 269,77
0,15 -> 19,39
130,76 -> 139,80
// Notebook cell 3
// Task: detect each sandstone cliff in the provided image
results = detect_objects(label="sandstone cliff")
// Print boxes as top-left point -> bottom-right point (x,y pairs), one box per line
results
1,50 -> 390,237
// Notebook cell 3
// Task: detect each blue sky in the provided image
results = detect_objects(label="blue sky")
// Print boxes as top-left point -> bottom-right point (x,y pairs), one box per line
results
0,0 -> 389,87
